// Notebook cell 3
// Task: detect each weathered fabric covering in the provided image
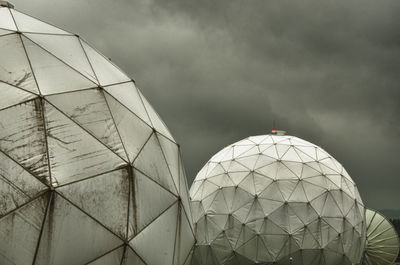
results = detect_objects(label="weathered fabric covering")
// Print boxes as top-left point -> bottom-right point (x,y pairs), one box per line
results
0,5 -> 194,265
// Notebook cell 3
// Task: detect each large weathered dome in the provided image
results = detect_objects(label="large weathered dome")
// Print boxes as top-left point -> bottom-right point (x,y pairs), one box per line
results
0,3 -> 194,265
190,133 -> 366,265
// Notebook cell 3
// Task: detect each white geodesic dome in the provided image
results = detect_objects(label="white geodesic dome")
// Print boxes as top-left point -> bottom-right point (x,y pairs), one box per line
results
0,4 -> 194,265
190,134 -> 366,265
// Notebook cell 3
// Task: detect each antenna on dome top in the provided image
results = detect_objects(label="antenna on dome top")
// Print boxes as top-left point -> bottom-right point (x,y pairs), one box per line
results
271,129 -> 286,136
271,120 -> 286,136
0,1 -> 14,8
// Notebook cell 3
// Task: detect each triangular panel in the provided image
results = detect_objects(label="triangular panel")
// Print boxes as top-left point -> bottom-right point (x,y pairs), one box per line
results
44,102 -> 126,186
129,203 -> 178,265
0,82 -> 36,110
105,92 -> 153,163
25,33 -> 97,83
0,34 -> 39,93
81,40 -> 130,86
46,89 -> 128,161
35,193 -> 123,265
56,168 -> 129,239
0,151 -> 48,216
0,8 -> 17,31
0,99 -> 49,183
0,194 -> 48,265
22,36 -> 95,95
104,82 -> 150,124
133,133 -> 178,195
133,169 -> 177,233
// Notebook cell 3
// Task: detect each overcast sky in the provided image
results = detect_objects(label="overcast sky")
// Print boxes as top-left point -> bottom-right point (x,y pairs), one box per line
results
12,0 -> 400,210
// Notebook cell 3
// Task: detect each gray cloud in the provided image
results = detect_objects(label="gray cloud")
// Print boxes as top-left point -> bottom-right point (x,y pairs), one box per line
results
11,0 -> 400,209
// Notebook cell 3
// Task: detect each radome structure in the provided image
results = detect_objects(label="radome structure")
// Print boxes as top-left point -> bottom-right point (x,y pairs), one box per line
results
0,2 -> 194,264
190,131 -> 366,265
362,208 -> 400,265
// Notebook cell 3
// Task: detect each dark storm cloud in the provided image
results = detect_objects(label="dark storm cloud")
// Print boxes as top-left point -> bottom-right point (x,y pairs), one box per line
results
12,0 -> 400,210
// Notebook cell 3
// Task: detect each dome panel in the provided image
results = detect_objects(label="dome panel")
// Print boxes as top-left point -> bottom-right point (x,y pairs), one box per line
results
87,246 -> 124,265
0,168 -> 42,217
104,91 -> 153,163
0,194 -> 48,265
133,133 -> 178,194
22,36 -> 96,95
104,82 -> 151,125
0,151 -> 47,199
25,33 -> 97,83
10,9 -> 70,34
35,193 -> 124,265
44,102 -> 127,186
0,34 -> 39,93
46,89 -> 128,161
0,82 -> 36,110
0,7 -> 16,31
56,168 -> 130,239
130,203 -> 179,265
134,169 -> 177,233
81,40 -> 130,86
0,99 -> 49,183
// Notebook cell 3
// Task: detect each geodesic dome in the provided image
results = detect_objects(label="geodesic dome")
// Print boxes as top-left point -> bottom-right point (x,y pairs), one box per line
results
190,133 -> 366,265
0,3 -> 194,265
362,208 -> 400,265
